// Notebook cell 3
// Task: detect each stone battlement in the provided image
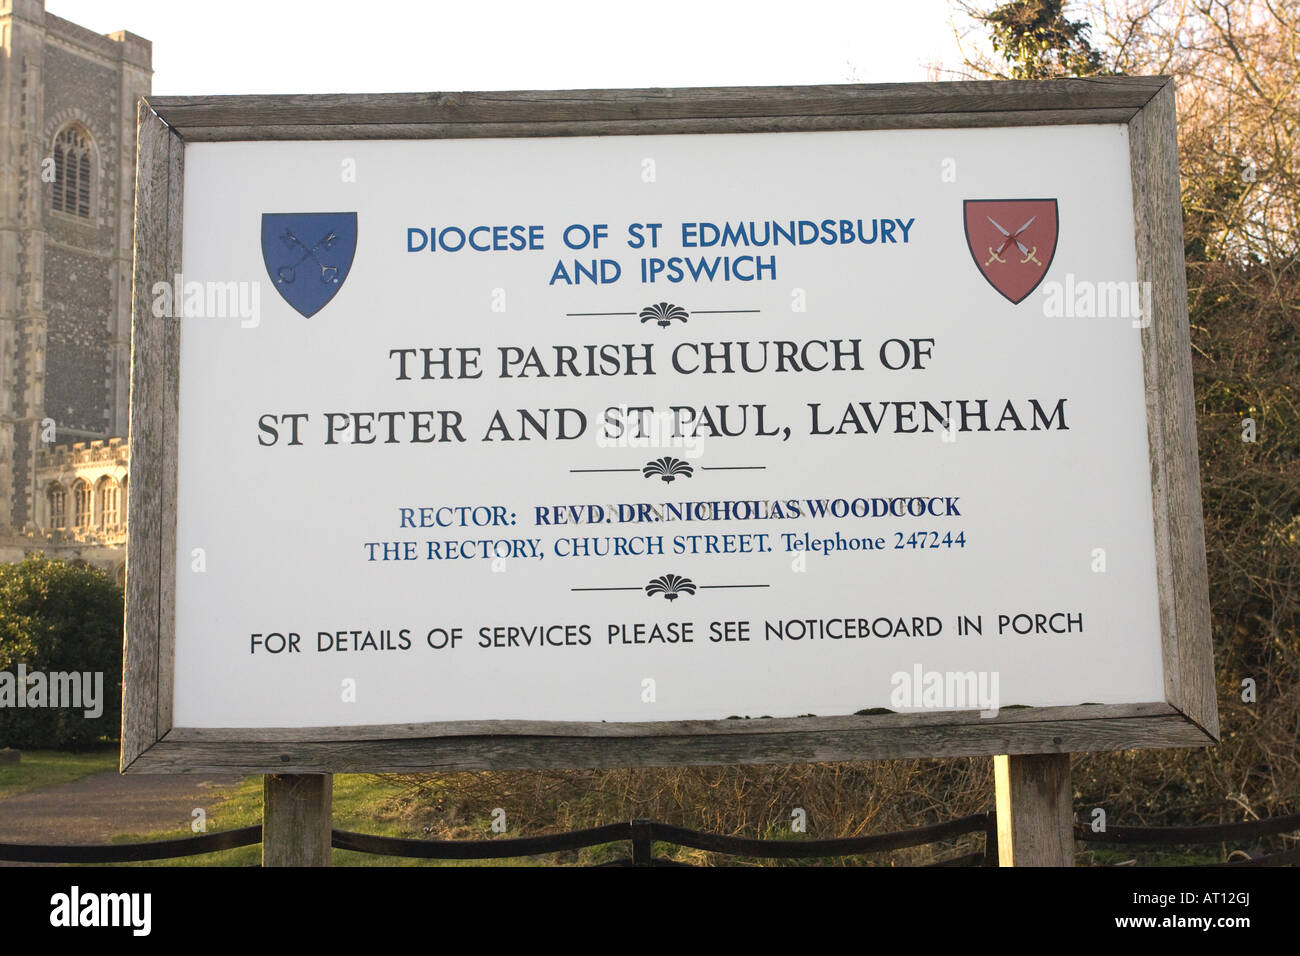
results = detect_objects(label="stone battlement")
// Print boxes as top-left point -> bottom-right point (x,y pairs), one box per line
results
36,437 -> 129,469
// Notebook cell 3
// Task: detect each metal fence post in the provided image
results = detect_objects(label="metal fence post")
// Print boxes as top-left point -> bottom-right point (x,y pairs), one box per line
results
983,810 -> 1000,866
630,818 -> 652,866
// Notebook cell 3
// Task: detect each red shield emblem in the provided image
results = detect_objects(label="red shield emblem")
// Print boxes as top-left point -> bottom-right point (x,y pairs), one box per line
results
963,199 -> 1058,304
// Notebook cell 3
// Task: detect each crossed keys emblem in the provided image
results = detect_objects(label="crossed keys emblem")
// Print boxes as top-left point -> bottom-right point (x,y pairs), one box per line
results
260,212 -> 356,318
983,215 -> 1043,267
276,228 -> 342,285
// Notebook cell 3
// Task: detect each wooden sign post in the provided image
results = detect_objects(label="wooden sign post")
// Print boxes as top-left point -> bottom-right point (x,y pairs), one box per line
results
262,774 -> 333,867
122,79 -> 1214,867
995,754 -> 1075,866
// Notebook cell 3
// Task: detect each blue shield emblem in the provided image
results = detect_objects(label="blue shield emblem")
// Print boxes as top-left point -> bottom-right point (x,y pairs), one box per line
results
261,212 -> 357,318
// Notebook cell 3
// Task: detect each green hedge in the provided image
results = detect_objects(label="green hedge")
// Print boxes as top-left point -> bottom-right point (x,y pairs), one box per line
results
0,555 -> 123,750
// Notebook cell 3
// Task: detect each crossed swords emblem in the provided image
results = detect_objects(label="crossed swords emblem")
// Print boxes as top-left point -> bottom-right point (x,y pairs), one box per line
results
276,228 -> 342,285
984,215 -> 1043,267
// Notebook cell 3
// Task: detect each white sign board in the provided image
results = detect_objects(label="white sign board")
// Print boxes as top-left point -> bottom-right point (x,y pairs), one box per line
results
173,125 -> 1159,727
123,81 -> 1215,772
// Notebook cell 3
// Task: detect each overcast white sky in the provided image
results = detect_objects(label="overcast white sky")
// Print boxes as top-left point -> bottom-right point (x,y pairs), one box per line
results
46,0 -> 972,95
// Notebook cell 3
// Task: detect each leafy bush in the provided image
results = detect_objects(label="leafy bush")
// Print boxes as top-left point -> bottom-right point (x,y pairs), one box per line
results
0,555 -> 124,750
955,0 -> 1300,828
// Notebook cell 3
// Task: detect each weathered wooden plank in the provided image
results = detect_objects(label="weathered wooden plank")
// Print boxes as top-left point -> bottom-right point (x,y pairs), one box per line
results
995,753 -> 1074,866
120,102 -> 178,770
1129,80 -> 1219,738
156,129 -> 184,739
171,108 -> 1141,142
1133,90 -> 1181,729
162,701 -> 1178,743
127,715 -> 1210,774
263,774 -> 332,867
147,77 -> 1166,133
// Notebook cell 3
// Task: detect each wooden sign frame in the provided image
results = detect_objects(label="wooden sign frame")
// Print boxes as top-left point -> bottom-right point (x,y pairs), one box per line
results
121,77 -> 1217,774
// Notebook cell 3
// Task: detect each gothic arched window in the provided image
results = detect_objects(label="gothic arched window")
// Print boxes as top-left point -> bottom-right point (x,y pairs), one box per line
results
52,125 -> 94,219
97,476 -> 119,530
72,479 -> 92,529
47,482 -> 67,529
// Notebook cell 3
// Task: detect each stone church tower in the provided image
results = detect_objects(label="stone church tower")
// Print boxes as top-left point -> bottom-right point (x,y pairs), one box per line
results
0,0 -> 149,577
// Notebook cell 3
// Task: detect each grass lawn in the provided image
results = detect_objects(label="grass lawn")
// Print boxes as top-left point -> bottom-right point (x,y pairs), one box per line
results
111,774 -> 551,866
109,775 -> 988,867
0,747 -> 119,800
1080,845 -> 1235,867
100,772 -> 993,867
7,756 -> 1235,866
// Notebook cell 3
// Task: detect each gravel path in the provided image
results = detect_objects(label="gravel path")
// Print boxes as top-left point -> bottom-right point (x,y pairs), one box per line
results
0,771 -> 246,847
